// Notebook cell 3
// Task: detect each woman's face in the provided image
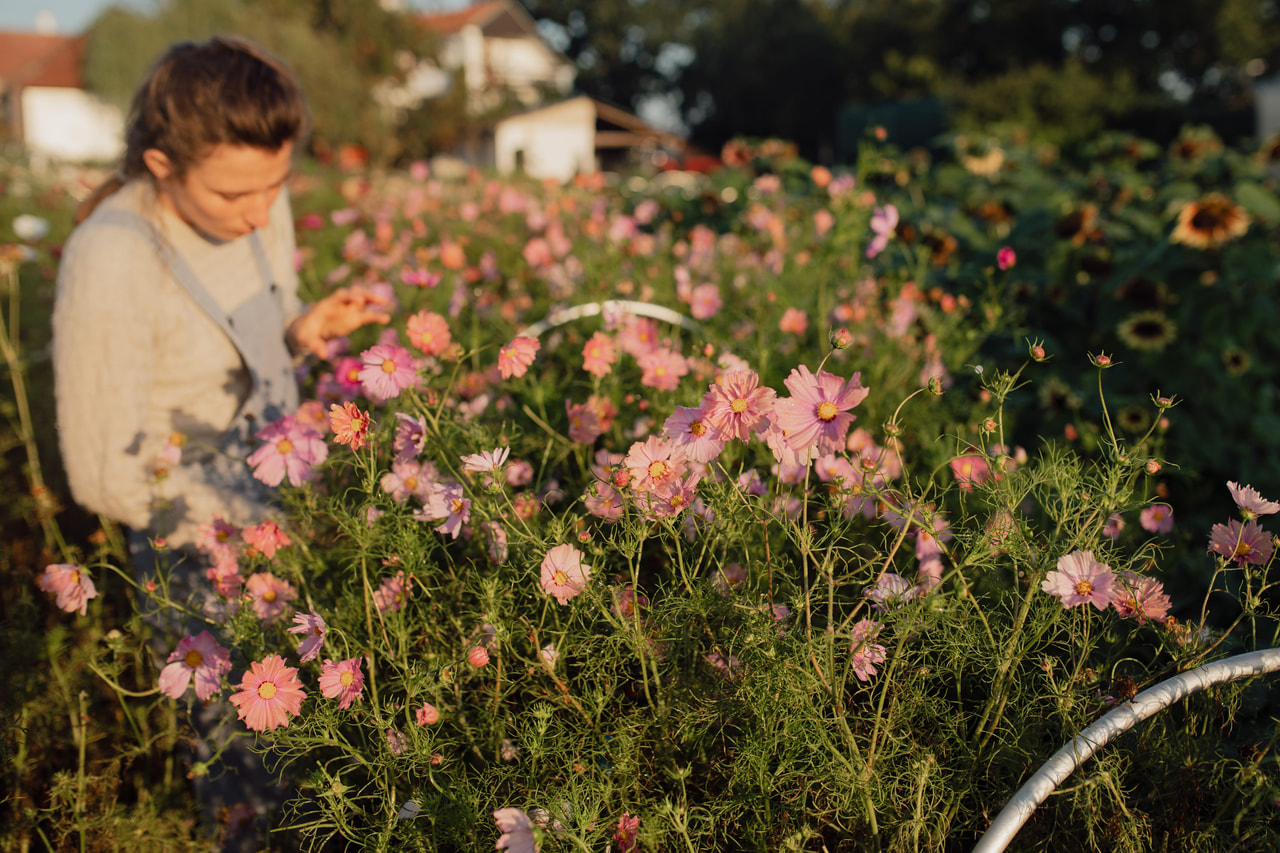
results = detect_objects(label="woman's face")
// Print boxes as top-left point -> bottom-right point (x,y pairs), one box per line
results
144,142 -> 294,242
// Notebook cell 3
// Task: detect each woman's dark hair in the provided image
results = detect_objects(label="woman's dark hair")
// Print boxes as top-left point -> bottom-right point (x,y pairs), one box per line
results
77,36 -> 308,223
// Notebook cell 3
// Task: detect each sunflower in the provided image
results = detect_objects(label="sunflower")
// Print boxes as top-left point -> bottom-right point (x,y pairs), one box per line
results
1223,346 -> 1251,376
1171,194 -> 1250,249
1117,311 -> 1178,352
1114,276 -> 1168,310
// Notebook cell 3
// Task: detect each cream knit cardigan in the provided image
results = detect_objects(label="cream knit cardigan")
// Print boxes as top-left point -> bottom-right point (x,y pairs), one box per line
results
53,179 -> 302,549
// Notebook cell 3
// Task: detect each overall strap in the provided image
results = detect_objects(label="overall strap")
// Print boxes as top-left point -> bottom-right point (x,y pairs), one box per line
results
91,209 -> 259,361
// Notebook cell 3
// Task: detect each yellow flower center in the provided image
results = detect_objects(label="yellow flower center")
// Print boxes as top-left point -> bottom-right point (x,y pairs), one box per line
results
184,650 -> 204,668
1236,542 -> 1253,557
450,498 -> 465,514
1075,580 -> 1094,596
405,477 -> 418,490
340,670 -> 354,687
690,421 -> 706,436
588,346 -> 600,358
553,569 -> 568,586
263,589 -> 277,603
816,401 -> 839,422
276,439 -> 293,455
648,460 -> 668,479
258,681 -> 277,700
381,358 -> 397,374
730,398 -> 748,414
655,366 -> 667,376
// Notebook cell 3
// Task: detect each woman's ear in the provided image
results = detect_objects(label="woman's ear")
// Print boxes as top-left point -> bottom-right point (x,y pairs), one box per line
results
142,148 -> 174,181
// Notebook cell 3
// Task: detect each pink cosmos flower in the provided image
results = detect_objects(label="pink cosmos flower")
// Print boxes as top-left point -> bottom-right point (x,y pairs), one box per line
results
1111,572 -> 1172,623
380,459 -> 436,504
773,365 -> 870,456
541,544 -> 592,605
1208,519 -> 1274,565
229,654 -> 306,732
997,246 -> 1017,270
1103,513 -> 1125,540
779,307 -> 808,335
865,573 -> 919,611
195,515 -> 240,564
407,310 -> 452,356
242,520 -> 291,559
494,807 -> 539,853
417,482 -> 471,539
565,400 -> 603,444
624,435 -> 684,493
416,701 -> 440,725
614,813 -> 640,853
865,203 -> 898,258
205,558 -> 243,597
247,415 -> 328,488
701,369 -> 776,442
950,455 -> 991,491
288,609 -> 327,662
37,563 -> 98,616
639,472 -> 702,521
616,316 -> 660,358
374,570 -> 409,613
813,208 -> 835,237
158,631 -> 231,701
318,657 -> 365,710
1041,550 -> 1115,610
1140,503 -> 1174,534
581,331 -> 616,378
663,404 -> 725,464
462,447 -> 511,475
358,344 -> 418,402
637,347 -> 689,392
329,402 -> 372,451
850,619 -> 887,682
245,572 -> 297,622
498,336 -> 540,379
1227,481 -> 1280,518
689,283 -> 723,320
393,412 -> 427,462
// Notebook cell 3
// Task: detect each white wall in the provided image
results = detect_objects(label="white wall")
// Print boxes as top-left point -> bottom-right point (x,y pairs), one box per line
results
495,97 -> 596,183
22,87 -> 123,163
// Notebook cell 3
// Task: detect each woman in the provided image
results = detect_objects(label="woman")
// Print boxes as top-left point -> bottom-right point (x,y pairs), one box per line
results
54,36 -> 388,552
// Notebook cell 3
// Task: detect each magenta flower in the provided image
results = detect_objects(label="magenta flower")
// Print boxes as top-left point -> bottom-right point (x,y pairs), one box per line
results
247,415 -> 328,488
158,631 -> 231,701
850,619 -> 887,682
865,204 -> 898,258
1208,519 -> 1274,566
358,344 -> 418,402
498,336 -> 541,379
318,657 -> 365,710
288,609 -> 327,662
773,364 -> 870,456
1227,481 -> 1280,519
701,369 -> 776,442
37,563 -> 98,616
1139,503 -> 1174,534
997,246 -> 1017,270
245,572 -> 297,622
613,812 -> 641,853
1041,550 -> 1115,610
541,544 -> 592,605
229,654 -> 306,732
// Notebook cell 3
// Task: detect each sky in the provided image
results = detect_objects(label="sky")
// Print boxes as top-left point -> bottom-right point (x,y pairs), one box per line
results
0,0 -> 470,35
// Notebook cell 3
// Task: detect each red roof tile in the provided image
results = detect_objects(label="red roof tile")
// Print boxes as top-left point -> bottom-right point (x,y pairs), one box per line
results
0,31 -> 85,88
416,0 -> 505,35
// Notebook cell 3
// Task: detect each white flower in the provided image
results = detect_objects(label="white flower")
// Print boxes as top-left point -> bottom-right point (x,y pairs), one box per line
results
461,446 -> 510,474
12,214 -> 49,243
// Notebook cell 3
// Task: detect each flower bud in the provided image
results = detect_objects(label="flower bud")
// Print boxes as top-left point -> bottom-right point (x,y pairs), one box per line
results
467,646 -> 490,668
928,376 -> 944,397
829,327 -> 853,350
1089,352 -> 1114,368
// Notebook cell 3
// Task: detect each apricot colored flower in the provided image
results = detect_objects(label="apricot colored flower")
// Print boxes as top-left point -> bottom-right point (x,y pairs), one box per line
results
498,336 -> 540,379
329,402 -> 372,450
245,572 -> 297,622
581,331 -> 616,377
541,544 -> 591,605
158,631 -> 231,701
1171,193 -> 1250,249
318,657 -> 364,709
242,520 -> 291,558
701,369 -> 776,442
406,310 -> 452,356
229,654 -> 306,732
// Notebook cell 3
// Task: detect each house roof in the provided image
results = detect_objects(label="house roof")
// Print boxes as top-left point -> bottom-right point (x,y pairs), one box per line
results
417,0 -> 508,36
497,94 -> 686,151
0,31 -> 85,89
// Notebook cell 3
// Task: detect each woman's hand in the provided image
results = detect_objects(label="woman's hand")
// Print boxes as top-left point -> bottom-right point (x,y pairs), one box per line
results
287,286 -> 392,358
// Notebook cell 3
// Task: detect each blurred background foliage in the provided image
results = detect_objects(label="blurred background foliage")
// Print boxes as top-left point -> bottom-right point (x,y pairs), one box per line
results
75,0 -> 1280,166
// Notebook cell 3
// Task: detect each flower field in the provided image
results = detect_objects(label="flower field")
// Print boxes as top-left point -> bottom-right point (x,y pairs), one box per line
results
6,126 -> 1280,852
